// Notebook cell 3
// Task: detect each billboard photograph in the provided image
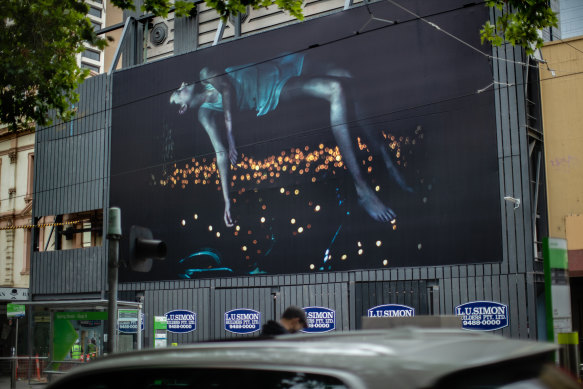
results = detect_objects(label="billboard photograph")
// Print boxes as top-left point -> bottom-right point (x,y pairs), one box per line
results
111,0 -> 501,281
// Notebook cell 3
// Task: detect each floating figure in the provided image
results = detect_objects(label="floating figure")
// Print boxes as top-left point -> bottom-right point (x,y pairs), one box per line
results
170,53 -> 410,227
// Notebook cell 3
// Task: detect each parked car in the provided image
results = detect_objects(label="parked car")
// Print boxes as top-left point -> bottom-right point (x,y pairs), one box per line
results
47,328 -> 578,389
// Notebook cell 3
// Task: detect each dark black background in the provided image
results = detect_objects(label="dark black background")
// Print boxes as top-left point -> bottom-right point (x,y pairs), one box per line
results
112,0 -> 502,282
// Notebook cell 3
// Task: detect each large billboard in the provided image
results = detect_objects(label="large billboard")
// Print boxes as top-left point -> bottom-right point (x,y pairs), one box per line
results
111,0 -> 501,281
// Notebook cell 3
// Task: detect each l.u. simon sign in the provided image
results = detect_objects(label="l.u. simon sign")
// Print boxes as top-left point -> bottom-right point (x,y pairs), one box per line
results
367,304 -> 415,318
455,301 -> 509,331
302,307 -> 336,333
224,309 -> 261,334
112,0 -> 501,282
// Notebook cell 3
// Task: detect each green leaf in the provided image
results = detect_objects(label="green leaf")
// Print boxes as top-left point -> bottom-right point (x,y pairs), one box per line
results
482,0 -> 558,54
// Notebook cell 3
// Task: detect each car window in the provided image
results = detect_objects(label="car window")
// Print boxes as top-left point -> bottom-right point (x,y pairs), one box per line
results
52,368 -> 348,389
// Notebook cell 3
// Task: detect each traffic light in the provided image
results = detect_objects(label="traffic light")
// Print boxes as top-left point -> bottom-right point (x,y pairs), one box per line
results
129,225 -> 167,272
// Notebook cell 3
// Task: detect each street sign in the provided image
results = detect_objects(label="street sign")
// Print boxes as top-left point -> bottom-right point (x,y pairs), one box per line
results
7,303 -> 25,318
154,316 -> 168,349
543,237 -> 572,342
118,310 -> 145,333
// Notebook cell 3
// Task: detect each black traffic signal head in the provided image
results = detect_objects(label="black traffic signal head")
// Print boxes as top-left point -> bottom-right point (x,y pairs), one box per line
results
129,225 -> 167,272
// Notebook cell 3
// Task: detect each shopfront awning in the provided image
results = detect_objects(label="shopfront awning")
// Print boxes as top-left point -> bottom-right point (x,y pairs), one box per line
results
20,299 -> 142,310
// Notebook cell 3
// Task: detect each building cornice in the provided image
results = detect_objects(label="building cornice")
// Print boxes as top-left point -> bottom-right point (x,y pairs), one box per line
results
0,127 -> 34,141
0,206 -> 32,224
0,144 -> 34,157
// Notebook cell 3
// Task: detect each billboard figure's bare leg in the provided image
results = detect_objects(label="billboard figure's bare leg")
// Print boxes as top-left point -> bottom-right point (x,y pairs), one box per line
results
198,108 -> 235,227
282,76 -> 396,222
358,118 -> 413,193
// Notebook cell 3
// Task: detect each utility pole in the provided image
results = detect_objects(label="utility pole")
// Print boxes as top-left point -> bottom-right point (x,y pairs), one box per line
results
107,207 -> 121,354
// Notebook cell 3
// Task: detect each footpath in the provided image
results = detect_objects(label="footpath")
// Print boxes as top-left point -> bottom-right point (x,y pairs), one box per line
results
0,375 -> 48,389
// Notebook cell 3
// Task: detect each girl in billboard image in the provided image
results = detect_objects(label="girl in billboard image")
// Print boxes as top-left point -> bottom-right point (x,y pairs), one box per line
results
170,53 -> 411,227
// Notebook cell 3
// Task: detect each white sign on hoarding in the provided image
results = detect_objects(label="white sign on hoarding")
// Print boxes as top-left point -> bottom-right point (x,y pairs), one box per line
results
0,288 -> 29,301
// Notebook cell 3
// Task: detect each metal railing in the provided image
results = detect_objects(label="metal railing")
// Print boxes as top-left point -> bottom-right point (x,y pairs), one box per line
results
0,355 -> 49,387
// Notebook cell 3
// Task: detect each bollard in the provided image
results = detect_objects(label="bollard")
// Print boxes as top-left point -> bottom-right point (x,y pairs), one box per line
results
35,354 -> 41,381
558,332 -> 580,381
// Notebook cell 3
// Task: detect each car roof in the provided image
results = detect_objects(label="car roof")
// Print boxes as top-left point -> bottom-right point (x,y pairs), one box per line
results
50,327 -> 557,389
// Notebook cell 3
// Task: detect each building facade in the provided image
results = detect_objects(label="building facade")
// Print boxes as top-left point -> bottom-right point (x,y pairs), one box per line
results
79,0 -> 108,75
0,126 -> 34,363
29,0 -> 550,356
540,35 -> 583,344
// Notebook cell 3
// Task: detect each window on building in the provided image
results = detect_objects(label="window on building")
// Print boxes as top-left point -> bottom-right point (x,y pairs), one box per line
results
25,153 -> 34,202
82,49 -> 101,62
91,20 -> 102,32
81,62 -> 101,74
88,6 -> 102,18
22,228 -> 31,275
36,209 -> 103,252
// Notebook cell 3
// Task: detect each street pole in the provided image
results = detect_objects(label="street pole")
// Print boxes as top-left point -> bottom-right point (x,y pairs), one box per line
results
107,207 -> 122,354
137,305 -> 142,350
10,345 -> 15,389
